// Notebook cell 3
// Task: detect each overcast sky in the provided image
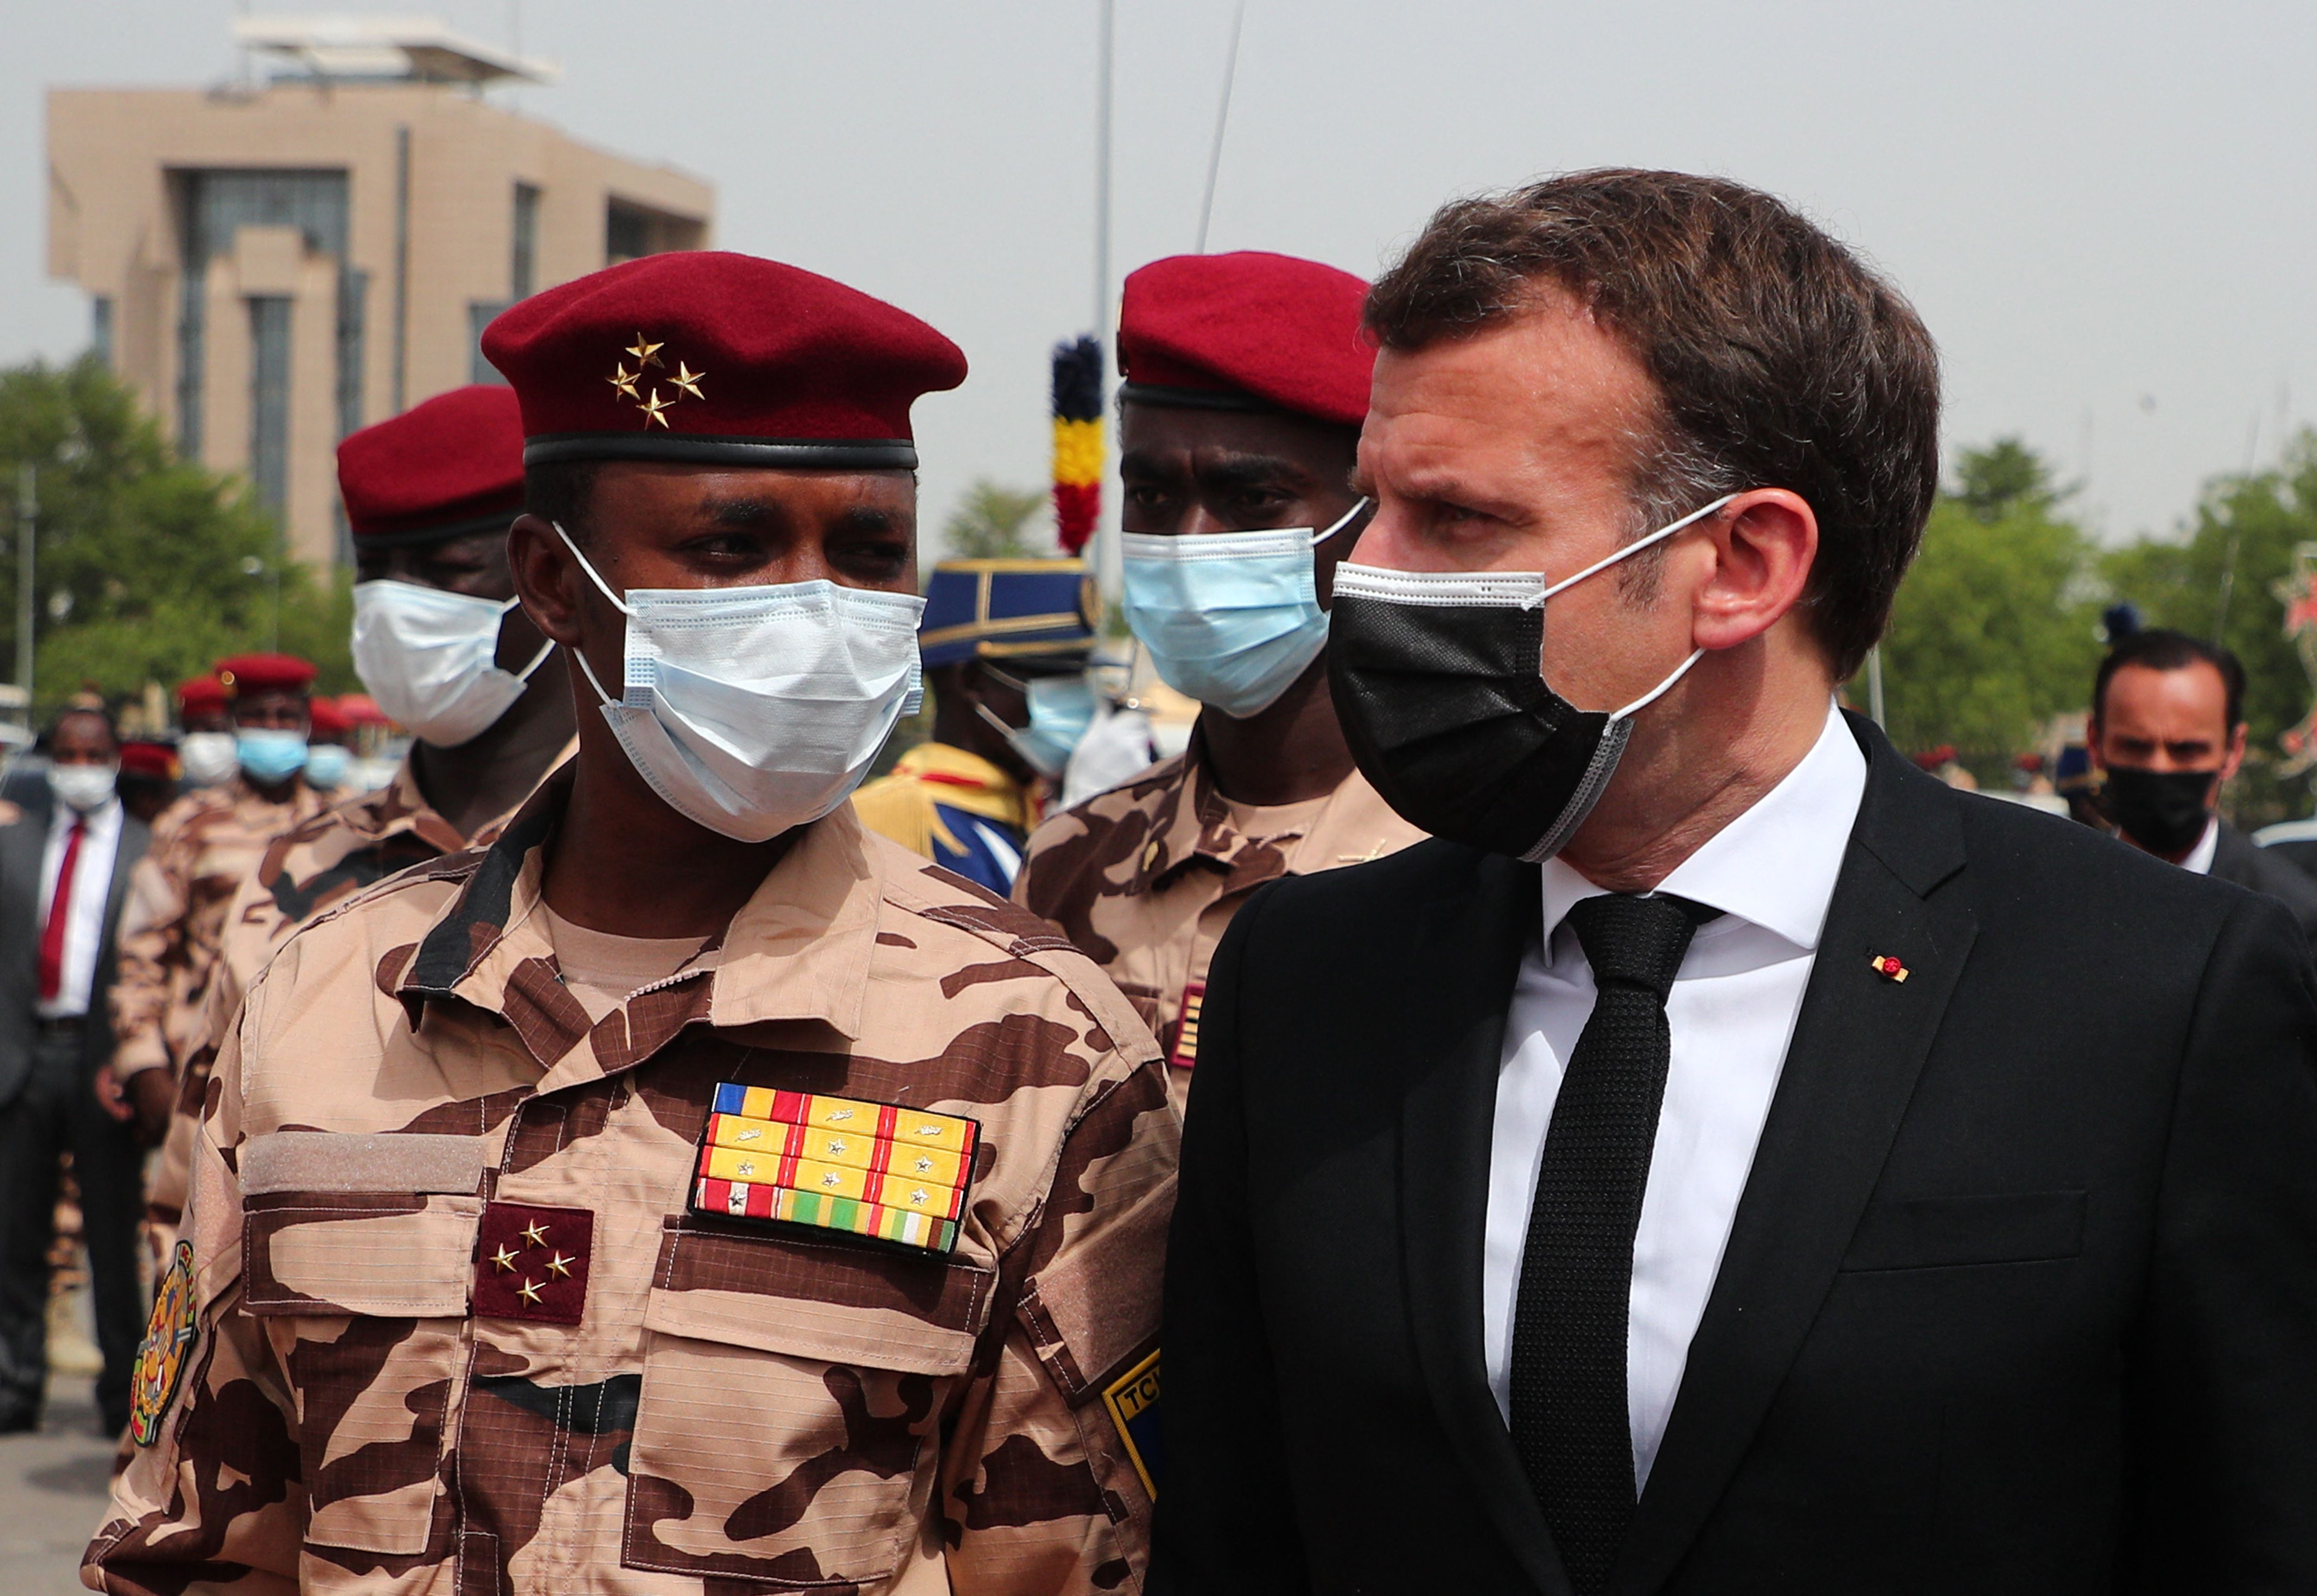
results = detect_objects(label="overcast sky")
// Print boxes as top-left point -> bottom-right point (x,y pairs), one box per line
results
10,0 -> 2317,556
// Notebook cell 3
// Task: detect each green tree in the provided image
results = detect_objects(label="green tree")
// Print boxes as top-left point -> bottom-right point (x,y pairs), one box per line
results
941,479 -> 1048,561
2101,431 -> 2317,758
0,356 -> 352,717
1876,438 -> 2104,762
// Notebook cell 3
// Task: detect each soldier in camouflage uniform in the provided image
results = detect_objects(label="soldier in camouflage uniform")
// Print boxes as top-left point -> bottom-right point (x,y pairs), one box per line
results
106,655 -> 328,1142
1014,253 -> 1423,1104
144,387 -> 578,1240
89,250 -> 1175,1596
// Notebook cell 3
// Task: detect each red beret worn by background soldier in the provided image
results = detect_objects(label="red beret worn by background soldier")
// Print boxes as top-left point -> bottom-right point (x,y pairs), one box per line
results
483,249 -> 968,467
212,654 -> 316,697
119,743 -> 177,781
337,384 -> 527,543
1117,250 -> 1376,427
304,697 -> 348,740
176,675 -> 227,719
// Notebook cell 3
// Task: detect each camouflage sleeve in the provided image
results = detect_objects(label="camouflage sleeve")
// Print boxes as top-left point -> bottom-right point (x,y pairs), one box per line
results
941,1049 -> 1178,1595
147,877 -> 272,1229
84,990 -> 306,1595
108,850 -> 188,1080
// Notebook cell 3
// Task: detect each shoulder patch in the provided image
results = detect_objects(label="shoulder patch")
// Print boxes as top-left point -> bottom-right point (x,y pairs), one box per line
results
130,1241 -> 198,1446
1102,1347 -> 1162,1498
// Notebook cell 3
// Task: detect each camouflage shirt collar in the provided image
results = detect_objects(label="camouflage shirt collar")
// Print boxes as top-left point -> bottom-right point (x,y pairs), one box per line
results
352,740 -> 582,856
1132,727 -> 1415,895
396,767 -> 882,1080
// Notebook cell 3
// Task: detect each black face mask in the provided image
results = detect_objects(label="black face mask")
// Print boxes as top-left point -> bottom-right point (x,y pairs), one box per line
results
1327,565 -> 1703,862
2101,765 -> 2217,857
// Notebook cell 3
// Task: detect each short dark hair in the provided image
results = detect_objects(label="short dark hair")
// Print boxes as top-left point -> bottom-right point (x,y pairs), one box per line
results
2093,627 -> 2246,731
42,706 -> 117,752
524,461 -> 597,544
1364,169 -> 1942,681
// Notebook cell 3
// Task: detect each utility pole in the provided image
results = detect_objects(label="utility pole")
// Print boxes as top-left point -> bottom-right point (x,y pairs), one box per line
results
14,465 -> 34,700
1865,643 -> 1885,728
1092,0 -> 1120,601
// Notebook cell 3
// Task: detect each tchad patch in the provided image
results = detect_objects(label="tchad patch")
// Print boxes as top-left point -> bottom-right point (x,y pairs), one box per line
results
130,1241 -> 198,1447
1102,1347 -> 1163,1499
688,1084 -> 980,1257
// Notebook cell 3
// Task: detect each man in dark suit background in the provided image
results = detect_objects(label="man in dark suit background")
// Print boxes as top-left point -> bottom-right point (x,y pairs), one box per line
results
0,706 -> 151,1435
1152,170 -> 2317,1594
2087,625 -> 2317,947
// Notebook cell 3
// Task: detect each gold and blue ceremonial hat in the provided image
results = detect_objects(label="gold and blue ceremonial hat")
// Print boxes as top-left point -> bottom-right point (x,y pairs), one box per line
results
919,558 -> 1099,669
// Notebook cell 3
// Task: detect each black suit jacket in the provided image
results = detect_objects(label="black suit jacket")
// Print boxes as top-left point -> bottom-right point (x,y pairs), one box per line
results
1152,713 -> 2317,1595
0,794 -> 151,1107
2209,820 -> 2317,949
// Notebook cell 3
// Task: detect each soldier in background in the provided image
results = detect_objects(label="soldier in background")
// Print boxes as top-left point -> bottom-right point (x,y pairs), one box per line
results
139,385 -> 577,1246
170,676 -> 236,790
1014,252 -> 1424,1105
88,251 -> 1173,1596
854,557 -> 1097,893
102,655 -> 326,1145
113,743 -> 179,826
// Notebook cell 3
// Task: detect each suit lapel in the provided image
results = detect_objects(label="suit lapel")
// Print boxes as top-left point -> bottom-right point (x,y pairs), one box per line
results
0,804 -> 49,977
1396,845 -> 1570,1595
1612,720 -> 1976,1594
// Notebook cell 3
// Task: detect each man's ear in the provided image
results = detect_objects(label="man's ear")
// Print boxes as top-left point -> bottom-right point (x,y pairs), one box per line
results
2222,720 -> 2250,782
509,512 -> 584,648
1689,488 -> 1817,654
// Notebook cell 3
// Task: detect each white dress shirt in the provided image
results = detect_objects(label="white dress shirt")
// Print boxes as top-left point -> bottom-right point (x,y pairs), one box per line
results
1482,701 -> 1866,1489
2180,814 -> 2220,876
36,795 -> 125,1020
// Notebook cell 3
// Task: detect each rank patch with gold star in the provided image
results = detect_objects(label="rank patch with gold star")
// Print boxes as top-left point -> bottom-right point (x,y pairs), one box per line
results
688,1085 -> 979,1255
604,332 -> 705,429
472,1201 -> 594,1324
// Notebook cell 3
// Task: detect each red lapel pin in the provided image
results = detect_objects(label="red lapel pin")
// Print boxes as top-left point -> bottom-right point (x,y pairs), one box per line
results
1869,953 -> 1910,984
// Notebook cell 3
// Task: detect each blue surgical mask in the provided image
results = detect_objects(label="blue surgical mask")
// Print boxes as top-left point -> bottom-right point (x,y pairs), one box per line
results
235,729 -> 310,786
302,743 -> 352,789
978,672 -> 1096,780
1121,498 -> 1368,719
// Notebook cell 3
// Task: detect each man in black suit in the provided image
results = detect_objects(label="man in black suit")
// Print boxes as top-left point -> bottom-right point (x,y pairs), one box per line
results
0,707 -> 151,1436
2088,625 -> 2317,947
1152,170 -> 2317,1594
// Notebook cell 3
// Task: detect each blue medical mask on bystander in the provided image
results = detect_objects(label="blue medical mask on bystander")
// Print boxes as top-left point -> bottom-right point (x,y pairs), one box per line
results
235,729 -> 311,786
1120,498 -> 1368,719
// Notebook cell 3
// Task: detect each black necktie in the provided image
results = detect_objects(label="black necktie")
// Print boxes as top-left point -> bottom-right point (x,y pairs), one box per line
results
1509,891 -> 1713,1594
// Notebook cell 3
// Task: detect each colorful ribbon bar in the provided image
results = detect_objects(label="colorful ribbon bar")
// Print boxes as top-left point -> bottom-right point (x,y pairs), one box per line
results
691,1085 -> 981,1256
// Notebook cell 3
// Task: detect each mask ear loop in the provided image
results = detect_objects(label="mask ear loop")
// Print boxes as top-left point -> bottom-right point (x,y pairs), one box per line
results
553,522 -> 639,708
1528,493 -> 1740,609
1309,496 -> 1374,548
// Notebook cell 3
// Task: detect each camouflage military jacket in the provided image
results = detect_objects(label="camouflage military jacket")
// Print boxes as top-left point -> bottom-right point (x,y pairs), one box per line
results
1013,734 -> 1423,1104
145,751 -> 573,1230
87,772 -> 1177,1596
108,776 -> 327,1079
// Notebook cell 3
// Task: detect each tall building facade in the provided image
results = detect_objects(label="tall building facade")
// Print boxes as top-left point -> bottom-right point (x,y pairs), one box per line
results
47,29 -> 713,565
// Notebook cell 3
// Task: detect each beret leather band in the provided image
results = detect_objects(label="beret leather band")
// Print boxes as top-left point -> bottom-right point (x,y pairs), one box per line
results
1116,381 -> 1283,415
521,432 -> 920,471
354,507 -> 524,549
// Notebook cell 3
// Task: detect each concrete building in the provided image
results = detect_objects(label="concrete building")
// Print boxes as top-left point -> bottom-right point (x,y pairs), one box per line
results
46,18 -> 713,565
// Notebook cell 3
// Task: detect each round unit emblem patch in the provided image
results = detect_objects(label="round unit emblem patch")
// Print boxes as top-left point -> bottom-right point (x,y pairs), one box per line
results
130,1241 -> 198,1447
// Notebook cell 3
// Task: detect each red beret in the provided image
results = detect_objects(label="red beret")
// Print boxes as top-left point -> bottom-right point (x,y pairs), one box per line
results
214,654 -> 316,696
119,742 -> 177,780
1117,252 -> 1375,428
177,675 -> 227,715
339,385 -> 525,545
481,251 -> 967,471
305,698 -> 349,738
335,693 -> 390,726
